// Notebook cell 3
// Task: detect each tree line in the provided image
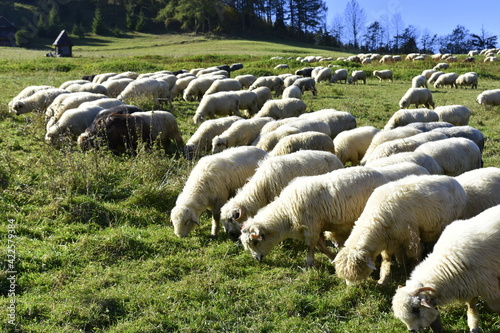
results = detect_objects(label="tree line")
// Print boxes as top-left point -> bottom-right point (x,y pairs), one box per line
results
8,0 -> 498,53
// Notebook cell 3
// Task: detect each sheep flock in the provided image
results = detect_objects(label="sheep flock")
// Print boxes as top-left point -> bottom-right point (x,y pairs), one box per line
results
8,48 -> 500,332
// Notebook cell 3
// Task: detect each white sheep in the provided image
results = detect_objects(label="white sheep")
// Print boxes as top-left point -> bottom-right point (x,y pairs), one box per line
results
193,91 -> 241,124
234,74 -> 257,89
204,78 -> 242,95
384,108 -> 438,130
421,69 -> 436,80
182,76 -> 219,101
433,72 -> 458,89
59,80 -> 90,89
220,150 -> 343,238
184,116 -> 242,160
370,161 -> 430,181
92,72 -> 118,84
373,70 -> 393,82
455,167 -> 500,219
65,83 -> 108,95
403,121 -> 453,132
314,67 -> 332,83
240,167 -> 389,267
433,62 -> 449,71
333,126 -> 380,165
476,89 -> 500,108
8,85 -> 54,112
45,92 -> 108,127
211,117 -> 274,153
411,75 -> 427,88
456,72 -> 478,89
365,151 -> 443,175
392,205 -> 500,333
415,137 -> 482,176
101,78 -> 134,98
431,125 -> 485,152
232,90 -> 259,116
282,85 -> 302,99
330,68 -> 348,83
254,98 -> 307,119
249,76 -> 284,97
11,88 -> 69,115
334,174 -> 467,285
348,70 -> 367,84
168,75 -> 196,99
433,104 -> 471,126
292,77 -> 317,96
399,88 -> 435,109
427,71 -> 444,84
251,86 -> 273,109
283,75 -> 302,87
170,146 -> 268,237
270,132 -> 335,156
117,78 -> 169,102
299,109 -> 356,138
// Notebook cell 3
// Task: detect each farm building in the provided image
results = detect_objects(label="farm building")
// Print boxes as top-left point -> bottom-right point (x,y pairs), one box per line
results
0,16 -> 16,47
52,30 -> 73,57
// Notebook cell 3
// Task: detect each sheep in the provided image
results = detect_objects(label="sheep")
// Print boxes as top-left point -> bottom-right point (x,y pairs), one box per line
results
373,70 -> 393,82
59,79 -> 90,89
251,86 -> 273,109
11,88 -> 70,115
230,90 -> 259,116
299,109 -> 356,139
431,125 -> 485,152
254,98 -> 307,120
92,72 -> 118,84
360,127 -> 422,165
348,70 -> 367,84
240,167 -> 389,267
193,91 -> 241,124
370,161 -> 430,181
427,71 -> 444,84
295,67 -> 314,77
433,104 -> 471,126
476,89 -> 500,108
184,116 -> 242,160
234,74 -> 257,89
204,78 -> 242,95
292,77 -> 317,96
379,55 -> 394,63
384,108 -> 438,130
404,121 -> 454,132
330,68 -> 348,83
274,64 -> 289,70
456,72 -> 478,89
45,92 -> 108,122
314,67 -> 332,83
399,88 -> 435,109
391,205 -> 500,333
433,62 -> 449,71
197,68 -> 229,78
333,126 -> 380,165
211,117 -> 274,153
433,72 -> 458,89
117,78 -> 170,102
283,75 -> 302,87
421,69 -> 436,79
8,85 -> 54,112
334,174 -> 467,285
365,151 -> 443,175
249,76 -> 284,97
65,83 -> 108,95
411,75 -> 427,88
454,167 -> 500,219
170,146 -> 268,237
221,150 -> 344,239
270,132 -> 335,156
282,85 -> 302,100
102,78 -> 134,98
182,76 -> 219,101
415,137 -> 482,176
251,117 -> 297,146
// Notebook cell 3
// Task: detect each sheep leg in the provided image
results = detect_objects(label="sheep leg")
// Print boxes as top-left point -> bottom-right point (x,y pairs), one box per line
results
306,246 -> 316,268
211,204 -> 222,237
316,235 -> 337,262
377,250 -> 392,285
466,298 -> 480,333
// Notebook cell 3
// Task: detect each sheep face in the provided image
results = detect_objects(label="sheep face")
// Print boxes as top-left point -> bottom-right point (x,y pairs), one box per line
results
170,206 -> 200,237
392,286 -> 442,332
211,136 -> 228,154
240,224 -> 275,262
12,101 -> 27,115
221,206 -> 246,240
333,248 -> 375,285
193,114 -> 204,124
399,99 -> 409,109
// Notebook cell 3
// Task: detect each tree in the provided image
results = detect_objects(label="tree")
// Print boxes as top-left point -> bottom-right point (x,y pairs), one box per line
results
470,26 -> 498,50
343,0 -> 366,49
362,21 -> 384,51
390,12 -> 404,52
420,28 -> 437,54
92,6 -> 106,35
398,25 -> 419,54
439,25 -> 472,54
329,13 -> 344,46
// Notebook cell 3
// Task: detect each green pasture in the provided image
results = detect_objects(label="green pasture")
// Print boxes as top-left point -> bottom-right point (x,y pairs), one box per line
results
0,33 -> 499,332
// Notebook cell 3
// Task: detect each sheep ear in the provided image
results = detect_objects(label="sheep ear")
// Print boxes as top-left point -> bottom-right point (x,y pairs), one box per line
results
365,255 -> 377,270
191,218 -> 200,226
250,227 -> 264,241
231,209 -> 241,221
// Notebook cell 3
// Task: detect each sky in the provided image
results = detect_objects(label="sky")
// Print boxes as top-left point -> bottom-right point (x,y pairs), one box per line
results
324,0 -> 500,40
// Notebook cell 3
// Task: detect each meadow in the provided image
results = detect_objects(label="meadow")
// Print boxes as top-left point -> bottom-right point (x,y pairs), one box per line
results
0,33 -> 499,332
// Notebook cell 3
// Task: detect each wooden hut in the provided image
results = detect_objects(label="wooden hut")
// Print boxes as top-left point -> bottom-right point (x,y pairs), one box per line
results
52,30 -> 73,57
0,16 -> 16,47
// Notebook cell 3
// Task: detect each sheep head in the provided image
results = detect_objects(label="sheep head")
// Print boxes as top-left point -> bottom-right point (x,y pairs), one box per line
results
333,248 -> 376,285
221,206 -> 246,241
211,136 -> 228,154
170,206 -> 200,237
240,222 -> 273,262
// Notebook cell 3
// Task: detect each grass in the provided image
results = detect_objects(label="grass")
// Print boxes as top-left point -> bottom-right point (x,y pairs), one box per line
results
0,33 -> 499,333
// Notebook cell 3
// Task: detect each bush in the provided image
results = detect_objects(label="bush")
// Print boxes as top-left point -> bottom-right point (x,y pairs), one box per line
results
14,29 -> 31,48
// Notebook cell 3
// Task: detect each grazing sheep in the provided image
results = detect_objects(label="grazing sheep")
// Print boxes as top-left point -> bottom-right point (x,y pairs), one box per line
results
348,70 -> 367,84
427,71 -> 444,84
433,62 -> 449,71
399,88 -> 435,109
411,75 -> 427,88
102,78 -> 134,98
415,137 -> 482,176
456,72 -> 478,89
251,86 -> 273,109
335,175 -> 467,285
433,104 -> 471,126
78,110 -> 183,154
282,85 -> 303,100
8,85 -> 54,112
170,146 -> 268,237
454,167 -> 500,219
249,76 -> 284,97
433,72 -> 458,89
211,117 -> 273,153
204,78 -> 242,95
184,116 -> 242,160
234,74 -> 257,89
403,121 -> 454,132
365,151 -> 443,175
65,83 -> 108,95
421,69 -> 436,79
314,67 -> 332,83
230,90 -> 259,116
373,70 -> 393,82
193,91 -> 241,124
11,88 -> 69,115
292,77 -> 317,96
299,109 -> 356,139
283,75 -> 302,87
392,205 -> 500,333
295,67 -> 314,77
59,80 -> 90,89
240,167 -> 389,267
169,76 -> 196,99
476,89 -> 500,108
182,76 -> 219,101
370,161 -> 430,181
117,78 -> 170,102
45,92 -> 107,122
431,125 -> 485,152
379,55 -> 394,64
333,126 -> 380,165
221,150 -> 343,239
330,68 -> 348,83
384,108 -> 438,130
254,98 -> 307,119
270,132 -> 335,156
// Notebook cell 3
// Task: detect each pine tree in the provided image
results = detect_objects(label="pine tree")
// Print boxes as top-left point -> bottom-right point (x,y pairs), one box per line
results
92,6 -> 106,35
